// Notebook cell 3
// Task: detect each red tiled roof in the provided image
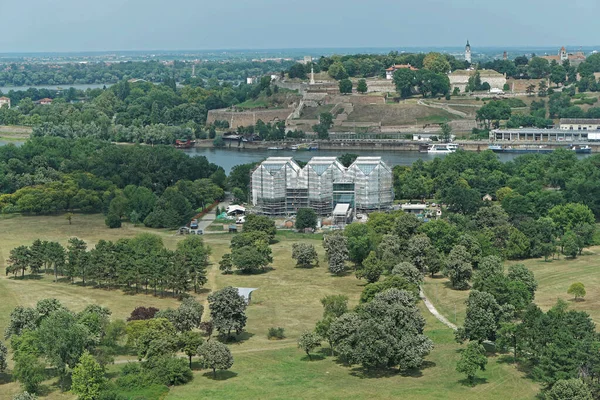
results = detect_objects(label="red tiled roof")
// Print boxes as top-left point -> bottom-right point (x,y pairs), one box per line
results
385,64 -> 418,71
0,97 -> 9,101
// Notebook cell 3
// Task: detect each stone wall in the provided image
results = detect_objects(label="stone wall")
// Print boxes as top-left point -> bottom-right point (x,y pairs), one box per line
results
207,108 -> 293,129
366,80 -> 395,93
506,78 -> 549,93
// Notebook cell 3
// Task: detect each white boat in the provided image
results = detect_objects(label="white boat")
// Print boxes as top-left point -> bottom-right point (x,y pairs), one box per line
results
427,144 -> 457,154
267,146 -> 284,150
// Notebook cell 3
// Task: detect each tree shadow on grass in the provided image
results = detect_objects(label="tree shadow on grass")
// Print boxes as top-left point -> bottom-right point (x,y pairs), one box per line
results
399,361 -> 436,378
0,372 -> 13,384
443,280 -> 469,291
458,376 -> 488,387
300,353 -> 326,362
349,361 -> 437,379
219,331 -> 255,345
202,370 -> 238,381
8,274 -> 43,280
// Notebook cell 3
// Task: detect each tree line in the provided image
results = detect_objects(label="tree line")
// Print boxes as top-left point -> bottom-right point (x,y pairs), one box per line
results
0,59 -> 293,87
0,75 -> 280,144
0,137 -> 227,228
288,51 -> 466,80
6,234 -> 211,296
2,284 -> 248,397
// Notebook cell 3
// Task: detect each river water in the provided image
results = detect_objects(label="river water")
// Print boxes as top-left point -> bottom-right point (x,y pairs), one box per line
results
0,141 -> 593,174
181,147 -> 594,174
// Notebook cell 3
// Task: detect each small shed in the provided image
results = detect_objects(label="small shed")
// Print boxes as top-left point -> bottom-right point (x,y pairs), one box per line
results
228,225 -> 238,233
236,288 -> 257,304
483,194 -> 493,201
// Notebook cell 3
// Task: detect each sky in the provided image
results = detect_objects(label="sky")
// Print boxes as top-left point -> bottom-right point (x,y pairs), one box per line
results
2,0 -> 600,53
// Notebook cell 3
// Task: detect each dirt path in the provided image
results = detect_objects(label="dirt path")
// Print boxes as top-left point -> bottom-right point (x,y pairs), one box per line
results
417,99 -> 468,118
420,287 -> 457,331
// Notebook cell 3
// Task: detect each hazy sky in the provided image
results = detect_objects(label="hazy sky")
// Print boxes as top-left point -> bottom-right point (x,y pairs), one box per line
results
2,0 -> 600,52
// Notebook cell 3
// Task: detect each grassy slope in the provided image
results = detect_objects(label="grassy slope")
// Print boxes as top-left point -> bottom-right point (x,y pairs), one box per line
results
422,247 -> 600,328
346,103 -> 459,126
0,215 -> 540,399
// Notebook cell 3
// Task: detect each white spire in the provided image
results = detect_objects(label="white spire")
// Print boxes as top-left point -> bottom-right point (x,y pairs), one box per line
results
310,64 -> 315,85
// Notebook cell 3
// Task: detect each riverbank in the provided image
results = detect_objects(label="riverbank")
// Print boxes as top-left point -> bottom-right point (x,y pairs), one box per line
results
199,139 -> 600,153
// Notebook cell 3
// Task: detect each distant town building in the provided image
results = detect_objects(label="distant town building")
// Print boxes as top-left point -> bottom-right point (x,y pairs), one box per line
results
385,64 -> 418,80
0,96 -> 10,109
560,118 -> 600,131
251,156 -> 393,216
465,40 -> 472,64
300,56 -> 313,65
38,98 -> 53,105
246,77 -> 257,84
503,51 -> 508,60
541,47 -> 586,67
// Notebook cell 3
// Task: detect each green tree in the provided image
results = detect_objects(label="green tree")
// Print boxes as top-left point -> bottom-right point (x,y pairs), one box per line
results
356,79 -> 368,94
547,379 -> 593,400
12,392 -> 38,400
219,253 -> 233,274
393,68 -> 416,98
323,232 -> 349,275
344,223 -> 373,265
0,340 -> 6,373
297,331 -> 321,360
105,212 -> 121,228
339,78 -> 353,94
562,231 -> 580,258
13,352 -> 45,394
37,310 -> 92,383
295,208 -> 317,231
355,251 -> 383,283
291,242 -> 318,268
528,57 -> 551,79
423,52 -> 451,74
71,351 -> 106,400
476,100 -> 511,130
440,122 -> 452,142
457,290 -> 504,343
243,214 -> 276,241
392,262 -> 423,286
6,245 -> 31,278
179,331 -> 204,368
208,286 -> 247,339
567,282 -> 586,301
445,245 -> 473,290
197,341 -> 234,378
456,342 -> 487,385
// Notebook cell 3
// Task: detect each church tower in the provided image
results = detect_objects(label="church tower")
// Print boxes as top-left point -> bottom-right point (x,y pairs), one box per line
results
465,40 -> 472,64
560,46 -> 568,62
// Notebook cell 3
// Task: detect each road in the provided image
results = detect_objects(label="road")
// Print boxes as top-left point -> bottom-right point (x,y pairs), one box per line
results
197,200 -> 229,233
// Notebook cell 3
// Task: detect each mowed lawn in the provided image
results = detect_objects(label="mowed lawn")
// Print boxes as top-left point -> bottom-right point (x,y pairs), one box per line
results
423,247 -> 600,328
0,215 -> 540,399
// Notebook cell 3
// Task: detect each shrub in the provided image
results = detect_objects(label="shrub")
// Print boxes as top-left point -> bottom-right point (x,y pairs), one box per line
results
267,327 -> 285,340
127,307 -> 159,321
105,212 -> 122,228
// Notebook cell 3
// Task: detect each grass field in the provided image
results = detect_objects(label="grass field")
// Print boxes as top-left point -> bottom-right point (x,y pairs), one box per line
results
0,214 -> 542,399
422,247 -> 600,329
346,103 -> 459,126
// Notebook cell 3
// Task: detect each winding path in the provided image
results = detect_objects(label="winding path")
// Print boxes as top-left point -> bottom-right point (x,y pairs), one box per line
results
419,287 -> 457,330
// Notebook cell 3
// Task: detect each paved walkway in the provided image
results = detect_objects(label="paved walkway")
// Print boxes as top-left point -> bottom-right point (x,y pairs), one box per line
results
197,200 -> 229,233
419,287 -> 457,331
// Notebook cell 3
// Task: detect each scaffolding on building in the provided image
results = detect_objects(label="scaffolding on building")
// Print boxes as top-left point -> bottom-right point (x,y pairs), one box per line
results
251,156 -> 393,217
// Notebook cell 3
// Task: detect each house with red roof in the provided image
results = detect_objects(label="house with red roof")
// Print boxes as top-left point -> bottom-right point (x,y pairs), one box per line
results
385,64 -> 418,80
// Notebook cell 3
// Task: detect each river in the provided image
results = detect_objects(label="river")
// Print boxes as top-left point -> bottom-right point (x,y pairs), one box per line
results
181,147 -> 593,174
0,141 -> 593,174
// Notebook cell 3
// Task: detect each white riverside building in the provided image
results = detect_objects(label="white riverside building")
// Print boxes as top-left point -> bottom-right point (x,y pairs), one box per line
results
250,156 -> 394,216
